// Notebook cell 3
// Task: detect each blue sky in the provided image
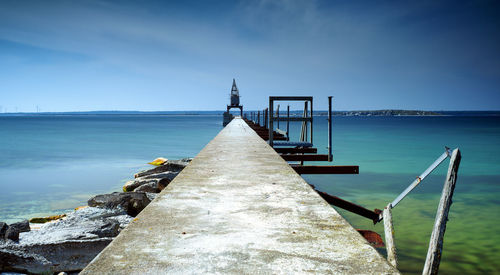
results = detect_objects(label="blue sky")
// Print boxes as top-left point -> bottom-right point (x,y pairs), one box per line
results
0,0 -> 499,112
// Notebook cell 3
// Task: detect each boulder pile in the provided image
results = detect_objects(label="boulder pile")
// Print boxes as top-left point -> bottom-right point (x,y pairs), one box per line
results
0,158 -> 191,274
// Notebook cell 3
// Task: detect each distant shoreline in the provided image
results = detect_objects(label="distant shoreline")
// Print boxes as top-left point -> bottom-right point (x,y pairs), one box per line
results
0,110 -> 499,116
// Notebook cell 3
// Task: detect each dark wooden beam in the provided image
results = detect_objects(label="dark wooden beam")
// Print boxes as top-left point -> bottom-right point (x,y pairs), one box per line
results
259,135 -> 287,141
274,147 -> 318,154
292,165 -> 359,174
269,96 -> 313,101
281,154 -> 329,161
272,117 -> 312,122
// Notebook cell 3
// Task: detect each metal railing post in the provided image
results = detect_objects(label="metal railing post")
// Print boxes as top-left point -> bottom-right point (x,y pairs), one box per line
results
269,99 -> 274,146
277,104 -> 280,129
264,108 -> 268,129
328,96 -> 333,162
310,97 -> 313,145
300,101 -> 308,142
286,105 -> 290,141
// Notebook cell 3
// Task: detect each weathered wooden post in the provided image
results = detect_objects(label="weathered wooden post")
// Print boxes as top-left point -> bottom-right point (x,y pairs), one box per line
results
383,203 -> 397,268
422,148 -> 461,275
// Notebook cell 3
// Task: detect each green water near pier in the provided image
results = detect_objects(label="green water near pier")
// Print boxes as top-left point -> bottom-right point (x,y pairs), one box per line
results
301,115 -> 500,274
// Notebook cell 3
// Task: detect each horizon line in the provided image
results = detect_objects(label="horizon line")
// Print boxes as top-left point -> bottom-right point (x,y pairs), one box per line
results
1,109 -> 500,114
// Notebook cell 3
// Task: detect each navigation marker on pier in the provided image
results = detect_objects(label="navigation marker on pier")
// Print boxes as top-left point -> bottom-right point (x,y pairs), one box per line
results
223,78 -> 243,126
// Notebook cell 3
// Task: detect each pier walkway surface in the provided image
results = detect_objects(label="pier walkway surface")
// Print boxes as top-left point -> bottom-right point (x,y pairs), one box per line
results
82,118 -> 399,274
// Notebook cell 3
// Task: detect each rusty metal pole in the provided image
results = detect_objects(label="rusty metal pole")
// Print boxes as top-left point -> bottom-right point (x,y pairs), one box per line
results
328,96 -> 333,162
264,109 -> 266,128
310,98 -> 313,145
269,98 -> 274,146
264,108 -> 268,129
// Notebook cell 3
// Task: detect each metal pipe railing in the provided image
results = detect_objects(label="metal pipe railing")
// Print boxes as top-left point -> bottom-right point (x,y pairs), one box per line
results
389,147 -> 453,210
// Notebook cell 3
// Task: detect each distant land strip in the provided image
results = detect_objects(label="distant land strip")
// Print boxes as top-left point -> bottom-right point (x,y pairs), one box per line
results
1,110 -> 499,116
328,110 -> 441,116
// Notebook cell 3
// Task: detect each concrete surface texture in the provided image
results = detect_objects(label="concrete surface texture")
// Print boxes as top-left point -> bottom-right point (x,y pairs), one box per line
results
81,118 -> 399,274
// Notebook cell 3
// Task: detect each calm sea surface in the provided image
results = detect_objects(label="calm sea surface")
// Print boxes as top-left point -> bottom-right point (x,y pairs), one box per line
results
1,114 -> 499,274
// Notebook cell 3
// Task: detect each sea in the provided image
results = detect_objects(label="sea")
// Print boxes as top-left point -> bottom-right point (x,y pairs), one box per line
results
0,113 -> 499,274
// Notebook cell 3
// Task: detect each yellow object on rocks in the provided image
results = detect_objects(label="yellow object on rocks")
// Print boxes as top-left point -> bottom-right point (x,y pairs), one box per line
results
75,205 -> 88,211
148,157 -> 168,166
29,214 -> 67,224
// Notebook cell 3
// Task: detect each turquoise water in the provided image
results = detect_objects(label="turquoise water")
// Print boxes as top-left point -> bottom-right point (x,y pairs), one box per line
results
1,114 -> 499,274
0,115 -> 221,223
300,115 -> 500,274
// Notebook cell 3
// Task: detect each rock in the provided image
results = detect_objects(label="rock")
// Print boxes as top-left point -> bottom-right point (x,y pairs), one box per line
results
0,222 -> 7,239
0,239 -> 112,274
29,214 -> 66,224
180,157 -> 193,163
0,207 -> 133,274
0,248 -> 52,274
123,171 -> 179,192
122,178 -> 157,192
145,192 -> 158,201
20,207 -> 131,244
134,182 -> 159,193
122,180 -> 137,192
9,220 -> 30,233
158,177 -> 171,191
88,192 -> 151,217
5,227 -> 19,242
0,222 -> 18,242
89,220 -> 120,238
143,171 -> 179,180
134,159 -> 190,178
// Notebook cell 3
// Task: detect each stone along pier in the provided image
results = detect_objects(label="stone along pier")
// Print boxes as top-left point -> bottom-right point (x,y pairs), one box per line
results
82,118 -> 399,274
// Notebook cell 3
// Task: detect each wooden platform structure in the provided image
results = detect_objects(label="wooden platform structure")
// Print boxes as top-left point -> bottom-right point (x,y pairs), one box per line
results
81,118 -> 399,274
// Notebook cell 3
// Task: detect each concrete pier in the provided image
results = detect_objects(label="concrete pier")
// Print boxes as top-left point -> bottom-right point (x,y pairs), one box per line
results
82,118 -> 399,274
